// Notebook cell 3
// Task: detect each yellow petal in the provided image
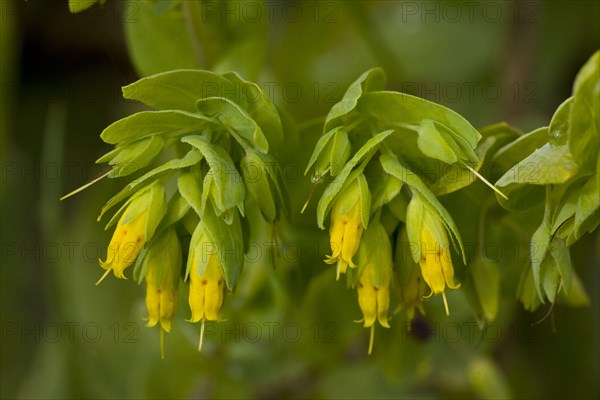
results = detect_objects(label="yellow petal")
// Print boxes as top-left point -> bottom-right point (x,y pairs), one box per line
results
159,288 -> 177,333
203,254 -> 225,322
441,247 -> 461,289
188,265 -> 206,323
376,286 -> 391,328
145,281 -> 160,328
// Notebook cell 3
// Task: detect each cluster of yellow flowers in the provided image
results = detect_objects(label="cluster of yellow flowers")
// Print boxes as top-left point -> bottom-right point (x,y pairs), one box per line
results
325,177 -> 460,354
96,186 -> 225,357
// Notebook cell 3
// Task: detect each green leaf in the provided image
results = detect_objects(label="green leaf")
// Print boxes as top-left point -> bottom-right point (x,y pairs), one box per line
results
317,129 -> 352,178
558,269 -> 590,307
356,222 -> 391,288
517,266 -> 541,311
478,122 -> 523,139
325,67 -> 386,131
153,0 -> 181,14
550,180 -> 583,237
100,110 -> 214,145
98,135 -> 165,177
548,97 -> 572,147
181,135 -> 245,216
202,201 -> 244,291
541,255 -> 560,303
549,238 -> 573,294
68,0 -> 101,13
492,127 -> 548,174
220,72 -> 283,146
358,91 -> 481,152
316,130 -> 393,229
530,202 -> 551,301
122,69 -> 237,112
123,0 -> 199,77
569,51 -> 600,172
468,358 -> 511,400
416,119 -> 458,164
379,153 -> 465,263
431,134 -> 498,196
304,127 -> 337,176
495,143 -> 579,210
99,149 -> 202,221
574,170 -> 600,238
367,161 -> 403,211
177,170 -> 204,216
136,226 -> 181,285
159,192 -> 191,230
356,174 -> 372,229
195,97 -> 269,153
241,150 -> 277,222
387,192 -> 409,223
470,258 -> 500,321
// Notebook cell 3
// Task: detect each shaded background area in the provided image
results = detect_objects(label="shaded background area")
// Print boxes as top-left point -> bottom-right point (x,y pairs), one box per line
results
1,0 -> 599,398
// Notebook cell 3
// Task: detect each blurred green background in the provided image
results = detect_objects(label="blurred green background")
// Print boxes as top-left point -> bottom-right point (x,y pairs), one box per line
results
1,0 -> 599,398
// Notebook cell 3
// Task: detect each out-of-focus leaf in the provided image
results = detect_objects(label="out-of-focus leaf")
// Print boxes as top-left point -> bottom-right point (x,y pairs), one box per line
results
530,204 -> 551,301
468,358 -> 512,399
517,266 -> 541,311
470,258 -> 500,321
569,51 -> 599,172
558,269 -> 590,307
574,168 -> 600,238
124,0 -> 198,77
68,0 -> 102,13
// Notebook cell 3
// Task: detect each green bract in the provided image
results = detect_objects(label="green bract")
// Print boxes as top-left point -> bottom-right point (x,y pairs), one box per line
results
495,51 -> 600,305
90,69 -> 287,293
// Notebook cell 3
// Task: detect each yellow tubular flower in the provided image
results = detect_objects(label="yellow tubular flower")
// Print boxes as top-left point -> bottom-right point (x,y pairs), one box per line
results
145,267 -> 178,333
398,262 -> 427,323
394,228 -> 427,323
98,203 -> 149,283
141,228 -> 181,358
325,176 -> 368,279
355,222 -> 392,355
418,210 -> 461,315
357,261 -> 391,329
188,252 -> 225,322
187,236 -> 225,351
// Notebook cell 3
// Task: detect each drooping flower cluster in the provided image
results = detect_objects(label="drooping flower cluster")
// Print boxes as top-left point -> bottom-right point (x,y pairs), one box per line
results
63,69 -> 287,357
305,67 -> 481,354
